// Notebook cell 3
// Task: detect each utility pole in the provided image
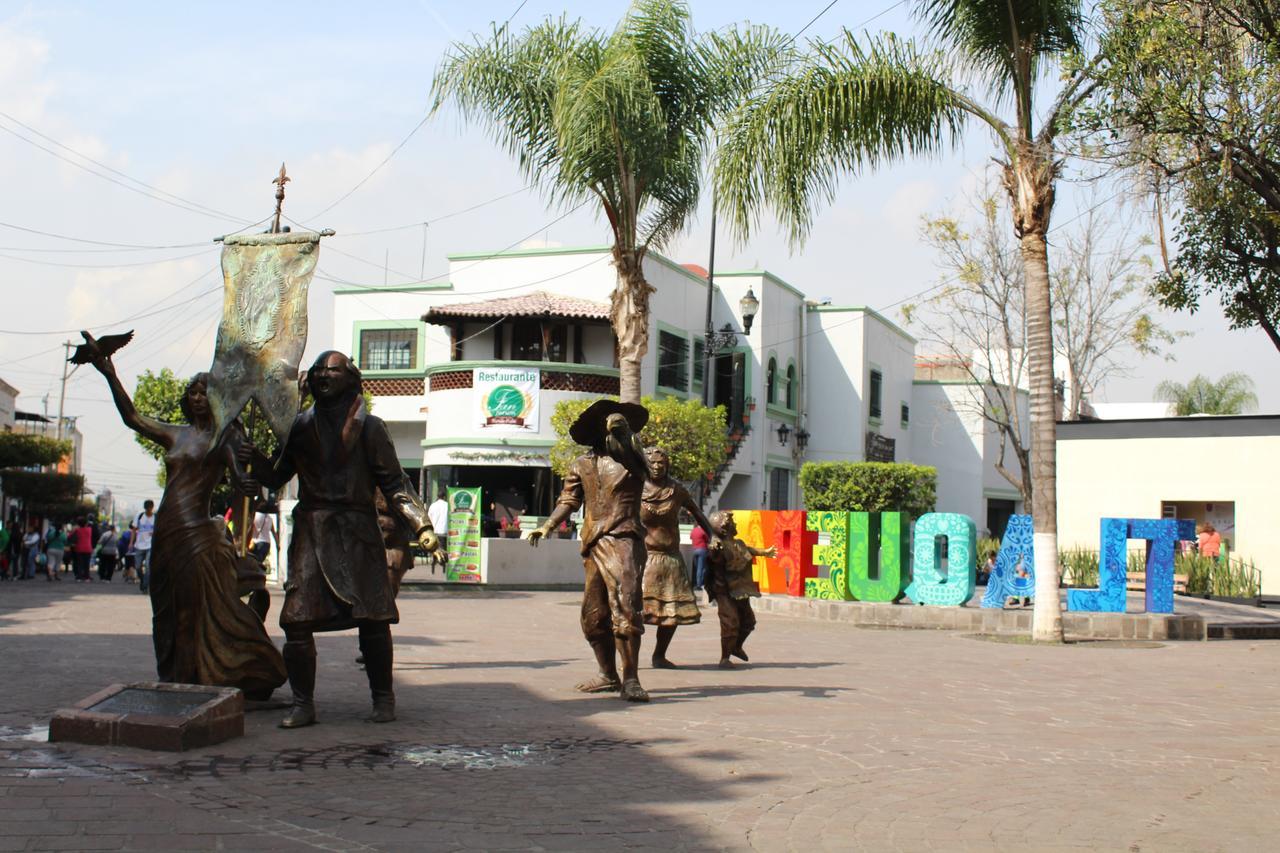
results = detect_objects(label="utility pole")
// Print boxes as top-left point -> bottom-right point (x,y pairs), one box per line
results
701,198 -> 718,407
56,340 -> 73,442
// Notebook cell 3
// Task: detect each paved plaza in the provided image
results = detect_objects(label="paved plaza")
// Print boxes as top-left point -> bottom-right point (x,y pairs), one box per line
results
1,581 -> 1278,852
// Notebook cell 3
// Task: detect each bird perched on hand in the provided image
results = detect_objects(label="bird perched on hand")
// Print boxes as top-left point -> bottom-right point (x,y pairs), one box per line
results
69,330 -> 134,365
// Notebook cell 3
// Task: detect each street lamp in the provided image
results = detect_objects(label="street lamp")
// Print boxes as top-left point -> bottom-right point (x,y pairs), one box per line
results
739,287 -> 759,335
795,428 -> 810,452
776,422 -> 791,446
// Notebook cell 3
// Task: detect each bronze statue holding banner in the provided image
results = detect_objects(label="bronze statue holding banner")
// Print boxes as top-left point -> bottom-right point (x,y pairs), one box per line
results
241,351 -> 441,727
529,400 -> 651,702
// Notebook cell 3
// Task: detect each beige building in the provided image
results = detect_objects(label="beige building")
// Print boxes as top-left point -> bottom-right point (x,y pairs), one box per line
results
1057,415 -> 1280,595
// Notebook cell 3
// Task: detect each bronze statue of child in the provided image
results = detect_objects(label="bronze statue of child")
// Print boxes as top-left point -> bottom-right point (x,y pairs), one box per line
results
706,511 -> 775,669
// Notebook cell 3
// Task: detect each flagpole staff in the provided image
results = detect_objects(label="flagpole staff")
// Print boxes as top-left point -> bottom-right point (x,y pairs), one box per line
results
240,164 -> 290,556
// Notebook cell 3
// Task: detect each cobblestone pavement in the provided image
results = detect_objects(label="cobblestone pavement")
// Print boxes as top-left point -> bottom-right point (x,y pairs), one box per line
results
1,582 -> 1277,852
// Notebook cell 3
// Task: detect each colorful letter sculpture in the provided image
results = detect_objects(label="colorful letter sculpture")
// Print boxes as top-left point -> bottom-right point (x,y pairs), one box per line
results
773,510 -> 817,597
980,514 -> 1035,609
847,512 -> 909,602
804,511 -> 853,600
904,513 -> 977,606
735,510 -> 786,593
1067,518 -> 1188,614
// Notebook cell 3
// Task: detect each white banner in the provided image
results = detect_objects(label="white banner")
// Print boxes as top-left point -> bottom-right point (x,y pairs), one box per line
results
474,367 -> 539,432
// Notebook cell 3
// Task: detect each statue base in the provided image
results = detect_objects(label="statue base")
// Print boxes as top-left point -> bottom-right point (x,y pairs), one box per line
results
49,682 -> 243,751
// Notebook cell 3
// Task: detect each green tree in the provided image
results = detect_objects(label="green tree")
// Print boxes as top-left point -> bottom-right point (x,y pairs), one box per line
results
550,395 -> 727,483
0,470 -> 88,520
1154,373 -> 1258,416
1076,1 -> 1280,352
430,0 -> 787,403
0,433 -> 71,469
131,369 -> 282,487
715,0 -> 1099,642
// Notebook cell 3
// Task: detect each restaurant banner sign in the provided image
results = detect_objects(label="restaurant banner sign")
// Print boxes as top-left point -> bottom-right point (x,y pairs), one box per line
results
475,367 -> 539,432
445,487 -> 483,583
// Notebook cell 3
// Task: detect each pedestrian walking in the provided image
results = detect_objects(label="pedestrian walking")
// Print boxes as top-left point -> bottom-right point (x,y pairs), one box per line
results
134,501 -> 156,593
427,487 -> 450,572
118,524 -> 135,583
96,525 -> 118,582
0,524 -> 10,580
690,522 -> 709,592
44,524 -> 66,582
70,518 -> 93,582
249,503 -> 278,565
21,523 -> 40,580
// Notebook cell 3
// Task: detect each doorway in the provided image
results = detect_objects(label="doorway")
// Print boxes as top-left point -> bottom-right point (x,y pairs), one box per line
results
713,350 -> 746,425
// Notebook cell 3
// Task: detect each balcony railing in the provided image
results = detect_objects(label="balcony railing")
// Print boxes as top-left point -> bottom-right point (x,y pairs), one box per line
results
425,360 -> 620,396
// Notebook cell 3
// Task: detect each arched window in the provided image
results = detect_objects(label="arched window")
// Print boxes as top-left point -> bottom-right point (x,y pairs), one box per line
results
785,364 -> 796,409
766,356 -> 777,405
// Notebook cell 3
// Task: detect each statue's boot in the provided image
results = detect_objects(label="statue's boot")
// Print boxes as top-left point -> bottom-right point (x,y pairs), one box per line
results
360,624 -> 396,723
280,635 -> 317,728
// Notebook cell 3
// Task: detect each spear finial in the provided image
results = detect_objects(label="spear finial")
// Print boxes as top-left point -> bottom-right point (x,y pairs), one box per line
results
271,163 -> 290,233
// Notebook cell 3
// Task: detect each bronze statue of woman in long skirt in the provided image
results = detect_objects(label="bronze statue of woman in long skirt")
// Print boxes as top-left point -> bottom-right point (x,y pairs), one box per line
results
87,346 -> 286,697
640,447 -> 713,669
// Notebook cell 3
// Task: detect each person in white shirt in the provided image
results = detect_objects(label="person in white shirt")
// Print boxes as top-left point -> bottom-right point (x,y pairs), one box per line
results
427,487 -> 449,569
250,503 -> 279,565
134,501 -> 156,594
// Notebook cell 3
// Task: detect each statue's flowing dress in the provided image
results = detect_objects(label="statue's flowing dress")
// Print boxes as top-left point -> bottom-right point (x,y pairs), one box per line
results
639,479 -> 702,626
149,431 -> 285,693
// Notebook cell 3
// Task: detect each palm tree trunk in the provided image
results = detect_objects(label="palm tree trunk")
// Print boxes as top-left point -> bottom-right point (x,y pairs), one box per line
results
1004,148 -> 1064,643
611,247 -> 652,405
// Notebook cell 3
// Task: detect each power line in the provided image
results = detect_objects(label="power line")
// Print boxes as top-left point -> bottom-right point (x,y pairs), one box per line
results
0,246 -> 214,270
0,109 -> 256,225
293,0 -> 534,224
0,219 -> 209,251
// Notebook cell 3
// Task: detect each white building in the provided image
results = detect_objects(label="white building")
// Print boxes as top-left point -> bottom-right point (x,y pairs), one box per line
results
332,245 -> 1014,532
0,376 -> 17,432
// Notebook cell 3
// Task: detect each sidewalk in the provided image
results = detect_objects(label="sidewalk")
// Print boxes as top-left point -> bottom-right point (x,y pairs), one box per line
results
2,581 -> 1278,851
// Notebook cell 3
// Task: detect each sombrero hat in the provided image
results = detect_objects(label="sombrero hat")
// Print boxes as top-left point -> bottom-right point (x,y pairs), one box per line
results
569,399 -> 649,445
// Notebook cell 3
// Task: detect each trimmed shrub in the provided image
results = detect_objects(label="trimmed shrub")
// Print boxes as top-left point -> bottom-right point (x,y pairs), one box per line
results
798,461 -> 936,518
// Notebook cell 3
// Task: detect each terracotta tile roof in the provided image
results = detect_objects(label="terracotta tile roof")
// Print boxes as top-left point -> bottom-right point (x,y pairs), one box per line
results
422,290 -> 611,324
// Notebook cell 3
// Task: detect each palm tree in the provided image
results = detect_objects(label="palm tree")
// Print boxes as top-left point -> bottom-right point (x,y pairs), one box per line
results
715,1 -> 1097,642
1155,373 -> 1258,416
430,0 -> 786,403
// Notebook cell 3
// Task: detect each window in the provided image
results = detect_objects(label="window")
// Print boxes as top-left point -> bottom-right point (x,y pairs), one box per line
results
360,328 -> 416,371
785,364 -> 796,409
766,357 -> 777,404
869,369 -> 883,420
692,339 -> 705,384
900,403 -> 910,427
768,468 -> 790,511
511,320 -> 543,360
657,330 -> 689,391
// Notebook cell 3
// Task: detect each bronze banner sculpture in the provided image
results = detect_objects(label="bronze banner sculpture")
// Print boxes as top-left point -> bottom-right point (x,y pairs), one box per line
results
529,400 -> 651,702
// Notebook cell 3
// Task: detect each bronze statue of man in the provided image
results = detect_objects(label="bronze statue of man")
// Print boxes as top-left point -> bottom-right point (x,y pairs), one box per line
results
528,400 -> 650,702
242,351 -> 439,727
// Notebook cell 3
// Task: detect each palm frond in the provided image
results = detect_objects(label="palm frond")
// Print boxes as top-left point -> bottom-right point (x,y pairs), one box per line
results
715,30 -> 964,244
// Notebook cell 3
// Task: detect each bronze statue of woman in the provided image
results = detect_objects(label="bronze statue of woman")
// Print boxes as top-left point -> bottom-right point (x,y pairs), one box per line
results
89,348 -> 286,698
640,446 -> 714,669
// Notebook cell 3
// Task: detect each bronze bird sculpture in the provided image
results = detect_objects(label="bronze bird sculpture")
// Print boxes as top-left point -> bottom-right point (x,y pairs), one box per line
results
69,330 -> 134,365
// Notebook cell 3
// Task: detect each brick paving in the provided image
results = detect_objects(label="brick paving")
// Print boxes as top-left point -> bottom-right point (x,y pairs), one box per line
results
1,580 -> 1278,851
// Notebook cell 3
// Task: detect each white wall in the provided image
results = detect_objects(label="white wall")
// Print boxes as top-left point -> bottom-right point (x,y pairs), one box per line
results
864,311 -> 917,460
805,308 -> 866,462
909,383 -> 985,522
1057,423 -> 1280,594
0,378 -> 16,431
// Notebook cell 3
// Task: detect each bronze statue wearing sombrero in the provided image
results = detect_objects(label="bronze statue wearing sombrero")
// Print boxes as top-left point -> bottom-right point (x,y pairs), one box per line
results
529,399 -> 651,702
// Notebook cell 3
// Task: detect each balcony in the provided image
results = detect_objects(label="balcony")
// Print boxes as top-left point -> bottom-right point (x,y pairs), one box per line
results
425,360 -> 619,396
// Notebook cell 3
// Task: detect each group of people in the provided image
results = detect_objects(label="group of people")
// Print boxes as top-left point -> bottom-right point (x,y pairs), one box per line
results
0,505 -> 156,586
529,399 -> 775,703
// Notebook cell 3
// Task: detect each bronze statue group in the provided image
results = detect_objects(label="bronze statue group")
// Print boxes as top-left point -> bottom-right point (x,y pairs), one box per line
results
89,347 -> 773,726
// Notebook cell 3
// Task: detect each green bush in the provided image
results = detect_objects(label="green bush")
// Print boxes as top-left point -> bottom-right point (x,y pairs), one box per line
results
1060,548 -> 1099,588
0,433 -> 71,469
550,395 -> 728,483
797,461 -> 936,518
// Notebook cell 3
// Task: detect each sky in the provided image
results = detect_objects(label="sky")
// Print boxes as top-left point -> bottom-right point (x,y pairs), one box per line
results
0,0 -> 1275,514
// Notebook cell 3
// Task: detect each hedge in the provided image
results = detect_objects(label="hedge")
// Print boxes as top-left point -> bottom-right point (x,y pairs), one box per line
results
798,461 -> 936,519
